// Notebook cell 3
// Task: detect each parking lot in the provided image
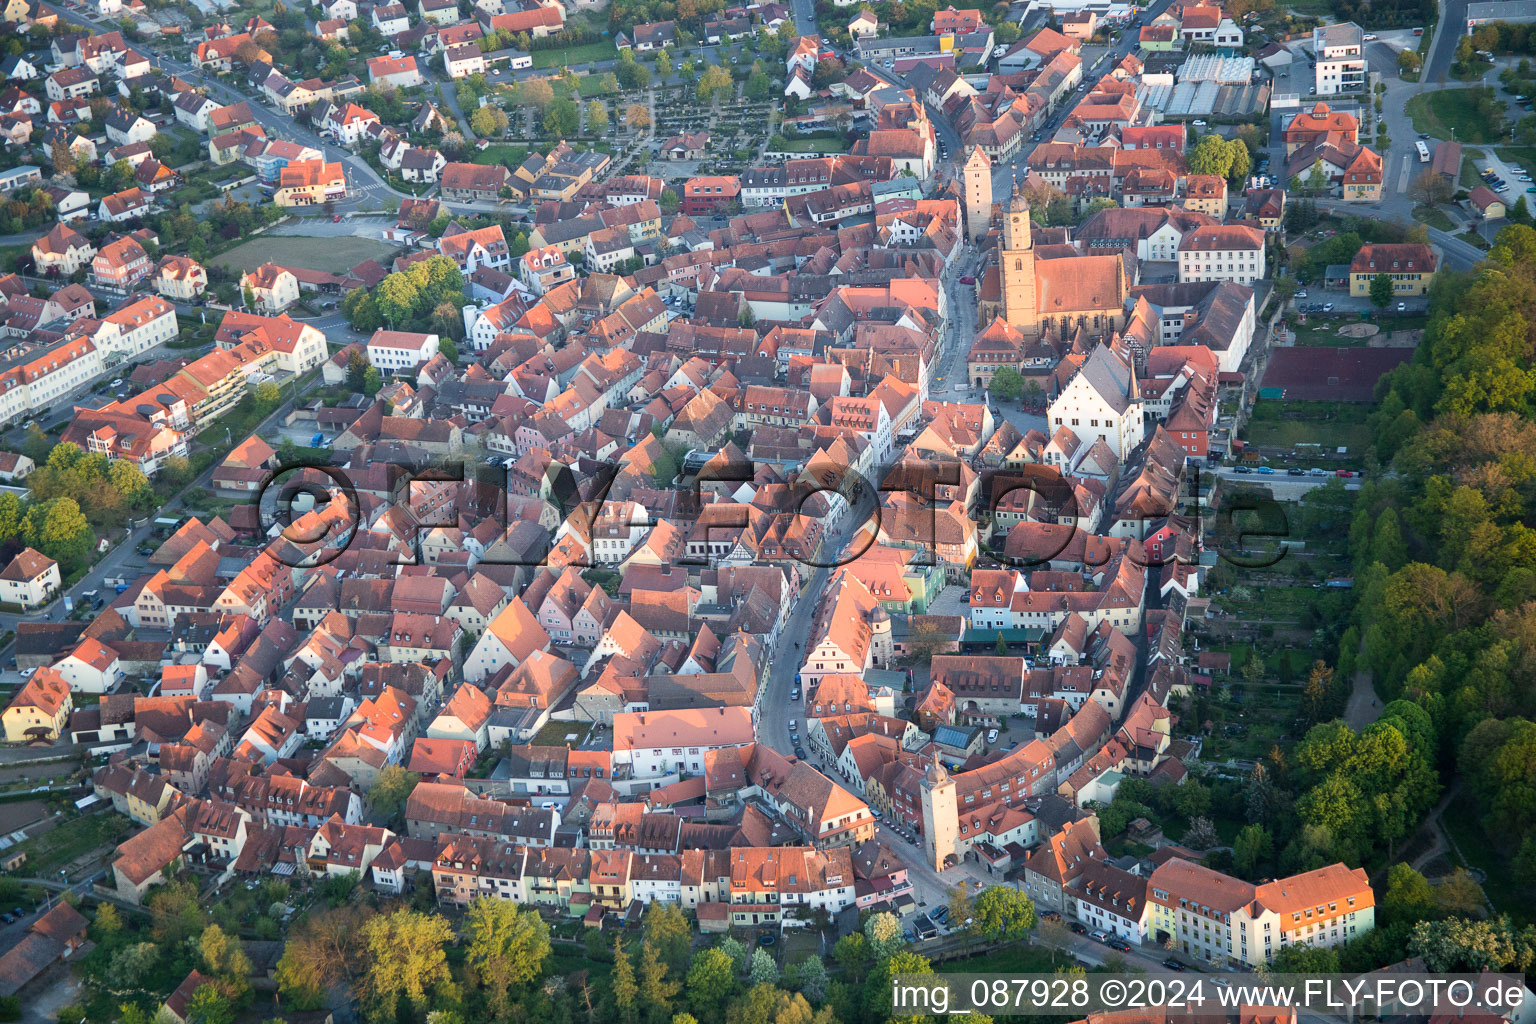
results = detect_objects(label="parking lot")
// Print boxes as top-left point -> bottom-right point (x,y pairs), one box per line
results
1472,154 -> 1535,203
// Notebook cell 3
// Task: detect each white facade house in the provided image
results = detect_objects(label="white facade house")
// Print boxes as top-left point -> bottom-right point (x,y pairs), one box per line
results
1047,342 -> 1146,462
1177,225 -> 1267,287
1313,22 -> 1365,95
366,330 -> 441,372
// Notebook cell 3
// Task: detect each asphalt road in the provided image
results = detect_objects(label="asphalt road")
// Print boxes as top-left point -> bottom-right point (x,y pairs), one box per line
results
1424,0 -> 1467,84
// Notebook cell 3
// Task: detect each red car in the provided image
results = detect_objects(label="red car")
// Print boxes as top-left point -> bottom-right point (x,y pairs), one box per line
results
1335,469 -> 1353,477
332,214 -> 342,222
959,274 -> 975,285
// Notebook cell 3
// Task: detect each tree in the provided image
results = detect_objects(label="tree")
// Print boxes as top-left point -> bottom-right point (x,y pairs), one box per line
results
697,63 -> 733,104
864,911 -> 903,960
987,365 -> 1025,401
363,366 -> 382,396
715,937 -> 748,973
469,105 -> 509,137
793,955 -> 826,1002
1036,915 -> 1074,965
186,985 -> 235,1024
518,78 -> 554,109
1302,660 -> 1336,725
253,380 -> 282,408
660,188 -> 679,213
437,336 -> 459,363
358,909 -> 455,1022
902,619 -> 955,664
947,884 -> 976,937
656,49 -> 673,80
1187,133 -> 1237,178
1232,824 -> 1273,876
613,937 -> 639,1024
368,764 -> 419,822
92,904 -> 122,938
971,886 -> 1036,942
645,903 -> 691,970
1410,916 -> 1536,972
465,898 -> 551,1016
1411,169 -> 1452,207
746,948 -> 778,987
1434,868 -> 1488,917
685,947 -> 735,1017
1246,762 -> 1276,824
1184,816 -> 1220,849
1381,863 -> 1437,926
200,923 -> 253,999
831,933 -> 869,980
148,878 -> 204,945
1455,34 -> 1475,71
627,103 -> 652,130
1369,272 -> 1395,311
1399,49 -> 1422,73
543,97 -> 580,136
586,100 -> 609,133
640,940 -> 681,1019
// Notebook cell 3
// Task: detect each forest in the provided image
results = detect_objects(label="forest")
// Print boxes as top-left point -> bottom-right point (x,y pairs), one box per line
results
1341,224 -> 1536,922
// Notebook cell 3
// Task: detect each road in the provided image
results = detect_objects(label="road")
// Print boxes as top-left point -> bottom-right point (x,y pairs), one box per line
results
1424,0 -> 1467,84
0,368 -> 322,669
1209,466 -> 1363,498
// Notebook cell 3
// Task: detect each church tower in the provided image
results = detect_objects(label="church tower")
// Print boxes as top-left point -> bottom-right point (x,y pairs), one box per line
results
962,145 -> 992,242
919,752 -> 959,871
1000,183 -> 1038,337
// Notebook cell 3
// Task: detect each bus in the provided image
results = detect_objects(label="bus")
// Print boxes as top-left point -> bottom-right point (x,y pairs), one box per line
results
1416,140 -> 1431,162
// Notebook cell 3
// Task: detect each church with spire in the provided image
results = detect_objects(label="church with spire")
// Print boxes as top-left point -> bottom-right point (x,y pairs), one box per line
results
994,181 -> 1131,342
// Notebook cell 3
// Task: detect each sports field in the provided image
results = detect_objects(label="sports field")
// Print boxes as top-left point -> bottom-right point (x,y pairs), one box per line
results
215,234 -> 397,273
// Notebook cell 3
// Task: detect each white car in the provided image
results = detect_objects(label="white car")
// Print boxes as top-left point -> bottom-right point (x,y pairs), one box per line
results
986,728 -> 999,743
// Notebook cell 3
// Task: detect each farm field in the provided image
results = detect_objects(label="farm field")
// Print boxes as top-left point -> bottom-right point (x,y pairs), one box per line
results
215,235 -> 397,273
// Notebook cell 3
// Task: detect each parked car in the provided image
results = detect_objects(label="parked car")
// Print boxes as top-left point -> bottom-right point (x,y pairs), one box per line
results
1309,468 -> 1328,477
1336,469 -> 1353,477
1322,303 -> 1335,312
1233,465 -> 1252,474
959,274 -> 975,285
1256,466 -> 1276,475
793,745 -> 806,759
1295,289 -> 1308,298
986,728 -> 999,743
1109,939 -> 1132,952
1070,922 -> 1087,934
930,906 -> 950,924
1163,958 -> 1187,971
1089,929 -> 1109,942
1287,468 -> 1305,476
1396,302 -> 1406,311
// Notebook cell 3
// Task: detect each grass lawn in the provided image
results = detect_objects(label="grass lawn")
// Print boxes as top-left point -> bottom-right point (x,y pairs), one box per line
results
1499,146 -> 1536,173
1289,320 -> 1362,347
1439,799 -> 1531,924
12,812 -> 131,876
530,40 -> 619,69
473,143 -> 531,167
1459,229 -> 1491,250
1406,90 -> 1505,144
1460,149 -> 1486,191
1283,0 -> 1332,13
1412,204 -> 1455,230
214,234 -> 397,273
0,244 -> 26,272
937,943 -> 1060,974
533,720 -> 590,746
1245,401 -> 1372,452
576,74 -> 616,97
